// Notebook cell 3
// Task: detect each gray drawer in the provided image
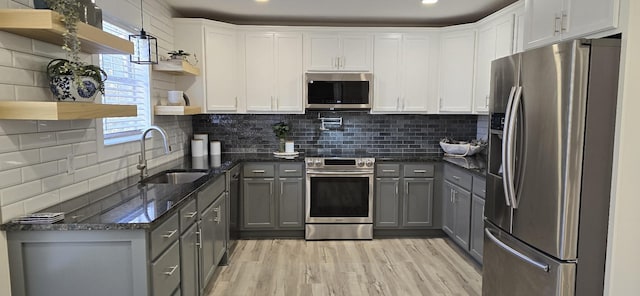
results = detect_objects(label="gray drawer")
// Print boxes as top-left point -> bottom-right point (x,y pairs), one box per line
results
376,164 -> 401,177
473,176 -> 486,198
198,176 -> 225,213
278,163 -> 303,177
151,241 -> 181,296
150,213 -> 179,261
179,199 -> 197,231
444,164 -> 473,190
403,164 -> 435,178
243,163 -> 275,178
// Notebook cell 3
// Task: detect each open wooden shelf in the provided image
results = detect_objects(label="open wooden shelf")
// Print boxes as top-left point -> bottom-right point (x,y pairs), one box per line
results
152,60 -> 200,76
0,9 -> 134,54
154,105 -> 202,115
0,102 -> 137,120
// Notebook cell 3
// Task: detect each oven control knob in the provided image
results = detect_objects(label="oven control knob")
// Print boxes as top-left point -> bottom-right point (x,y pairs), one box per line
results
314,159 -> 323,167
306,159 -> 315,167
365,159 -> 374,167
356,159 -> 365,167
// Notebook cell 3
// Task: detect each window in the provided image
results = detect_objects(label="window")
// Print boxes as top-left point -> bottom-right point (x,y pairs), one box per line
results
100,21 -> 151,145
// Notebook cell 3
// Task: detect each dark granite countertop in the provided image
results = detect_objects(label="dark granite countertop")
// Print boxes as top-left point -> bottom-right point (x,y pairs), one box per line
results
1,152 -> 485,232
1,153 -> 303,232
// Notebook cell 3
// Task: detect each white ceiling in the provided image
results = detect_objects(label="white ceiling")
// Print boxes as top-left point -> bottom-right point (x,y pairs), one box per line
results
167,0 -> 519,27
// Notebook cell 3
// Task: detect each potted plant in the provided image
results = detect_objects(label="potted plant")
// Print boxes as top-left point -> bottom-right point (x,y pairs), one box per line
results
272,122 -> 290,152
44,0 -> 108,102
168,50 -> 191,61
47,58 -> 107,102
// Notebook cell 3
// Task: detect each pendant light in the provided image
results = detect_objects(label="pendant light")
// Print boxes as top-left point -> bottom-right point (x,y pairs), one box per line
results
129,0 -> 158,64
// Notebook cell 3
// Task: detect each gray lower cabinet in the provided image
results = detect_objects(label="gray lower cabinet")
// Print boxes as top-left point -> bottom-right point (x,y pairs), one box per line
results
442,163 -> 486,264
374,163 -> 434,229
241,162 -> 304,231
469,194 -> 485,262
180,223 -> 199,296
152,241 -> 181,296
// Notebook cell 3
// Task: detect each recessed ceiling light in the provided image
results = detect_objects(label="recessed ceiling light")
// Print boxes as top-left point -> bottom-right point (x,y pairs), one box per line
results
422,0 -> 438,4
255,0 -> 269,2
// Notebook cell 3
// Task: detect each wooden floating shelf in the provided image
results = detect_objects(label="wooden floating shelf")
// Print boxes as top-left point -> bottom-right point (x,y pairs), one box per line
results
152,60 -> 200,76
154,105 -> 202,116
0,9 -> 134,54
0,102 -> 137,120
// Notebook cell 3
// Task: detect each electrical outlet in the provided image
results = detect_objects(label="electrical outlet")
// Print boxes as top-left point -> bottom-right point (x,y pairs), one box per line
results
66,153 -> 75,175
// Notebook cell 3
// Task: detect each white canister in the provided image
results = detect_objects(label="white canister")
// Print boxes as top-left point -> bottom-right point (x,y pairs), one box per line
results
285,141 -> 295,153
210,141 -> 221,155
167,90 -> 183,105
191,139 -> 204,157
193,134 -> 208,155
192,156 -> 207,170
211,154 -> 221,168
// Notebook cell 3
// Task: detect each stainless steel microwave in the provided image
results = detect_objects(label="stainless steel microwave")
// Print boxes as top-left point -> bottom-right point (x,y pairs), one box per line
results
305,73 -> 373,110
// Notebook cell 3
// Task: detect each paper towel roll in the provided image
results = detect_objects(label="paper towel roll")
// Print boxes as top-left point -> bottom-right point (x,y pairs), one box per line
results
191,139 -> 204,157
285,141 -> 295,153
194,134 -> 208,155
210,141 -> 221,155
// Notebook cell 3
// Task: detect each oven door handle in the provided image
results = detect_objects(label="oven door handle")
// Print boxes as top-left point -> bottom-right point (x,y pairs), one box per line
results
307,171 -> 373,176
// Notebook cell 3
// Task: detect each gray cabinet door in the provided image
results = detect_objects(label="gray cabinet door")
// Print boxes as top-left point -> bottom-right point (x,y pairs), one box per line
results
242,179 -> 276,229
375,178 -> 400,228
212,193 -> 227,265
442,181 -> 456,236
402,178 -> 434,227
453,184 -> 471,250
470,194 -> 485,263
199,202 -> 216,292
278,178 -> 304,229
180,223 -> 199,296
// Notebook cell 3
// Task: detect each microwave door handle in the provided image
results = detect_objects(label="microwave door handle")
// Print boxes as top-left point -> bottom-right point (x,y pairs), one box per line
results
485,228 -> 549,272
501,86 -> 517,207
507,86 -> 523,209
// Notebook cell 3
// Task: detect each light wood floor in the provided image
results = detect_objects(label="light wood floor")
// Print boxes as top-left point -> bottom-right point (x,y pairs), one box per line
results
207,238 -> 482,296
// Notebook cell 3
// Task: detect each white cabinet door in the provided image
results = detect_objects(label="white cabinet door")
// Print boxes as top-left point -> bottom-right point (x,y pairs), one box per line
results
275,33 -> 303,113
341,35 -> 372,71
439,30 -> 476,113
245,33 -> 275,112
495,15 -> 515,59
307,34 -> 340,71
563,0 -> 618,40
524,0 -> 563,49
514,9 -> 526,53
306,33 -> 372,72
474,26 -> 496,114
373,34 -> 402,112
205,26 -> 238,112
401,34 -> 430,113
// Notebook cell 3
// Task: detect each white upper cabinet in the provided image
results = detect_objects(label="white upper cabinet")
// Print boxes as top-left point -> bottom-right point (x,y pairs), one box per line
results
474,14 -> 515,113
372,33 -> 432,113
439,29 -> 476,113
173,19 -> 241,113
524,0 -> 619,49
305,33 -> 373,72
245,32 -> 303,113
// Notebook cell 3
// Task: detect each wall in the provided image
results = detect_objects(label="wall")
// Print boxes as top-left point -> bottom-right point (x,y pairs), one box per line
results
604,0 -> 640,294
0,1 -> 187,295
193,112 -> 478,155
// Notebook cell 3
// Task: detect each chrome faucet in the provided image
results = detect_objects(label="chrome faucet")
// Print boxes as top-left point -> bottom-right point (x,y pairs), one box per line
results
137,126 -> 171,180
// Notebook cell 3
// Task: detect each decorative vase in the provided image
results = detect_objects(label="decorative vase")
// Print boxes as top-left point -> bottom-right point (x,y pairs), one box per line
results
278,138 -> 286,153
49,75 -> 101,102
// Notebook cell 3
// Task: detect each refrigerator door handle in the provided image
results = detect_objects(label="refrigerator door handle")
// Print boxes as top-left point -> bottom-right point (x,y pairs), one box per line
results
485,228 -> 550,272
506,86 -> 523,208
501,86 -> 517,207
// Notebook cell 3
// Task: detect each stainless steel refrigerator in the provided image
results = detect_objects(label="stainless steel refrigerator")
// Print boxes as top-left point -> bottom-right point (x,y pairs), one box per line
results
483,39 -> 621,296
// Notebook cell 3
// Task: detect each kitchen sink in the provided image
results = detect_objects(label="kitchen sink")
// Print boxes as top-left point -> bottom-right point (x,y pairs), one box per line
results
143,171 -> 208,185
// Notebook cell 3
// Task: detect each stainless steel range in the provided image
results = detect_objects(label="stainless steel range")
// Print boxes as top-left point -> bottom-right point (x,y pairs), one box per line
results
305,157 -> 375,240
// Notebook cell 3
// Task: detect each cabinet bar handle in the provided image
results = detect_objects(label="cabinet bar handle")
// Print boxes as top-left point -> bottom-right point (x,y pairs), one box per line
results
184,212 -> 197,219
162,229 -> 178,239
561,11 -> 568,32
252,170 -> 265,173
214,206 -> 221,223
284,169 -> 298,173
164,265 -> 179,276
196,230 -> 202,248
452,175 -> 461,180
554,14 -> 562,34
395,183 -> 398,195
382,169 -> 396,173
341,56 -> 345,68
413,170 -> 427,173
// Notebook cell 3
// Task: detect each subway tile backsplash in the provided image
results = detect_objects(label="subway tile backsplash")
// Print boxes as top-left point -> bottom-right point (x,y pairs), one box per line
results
193,112 -> 479,155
